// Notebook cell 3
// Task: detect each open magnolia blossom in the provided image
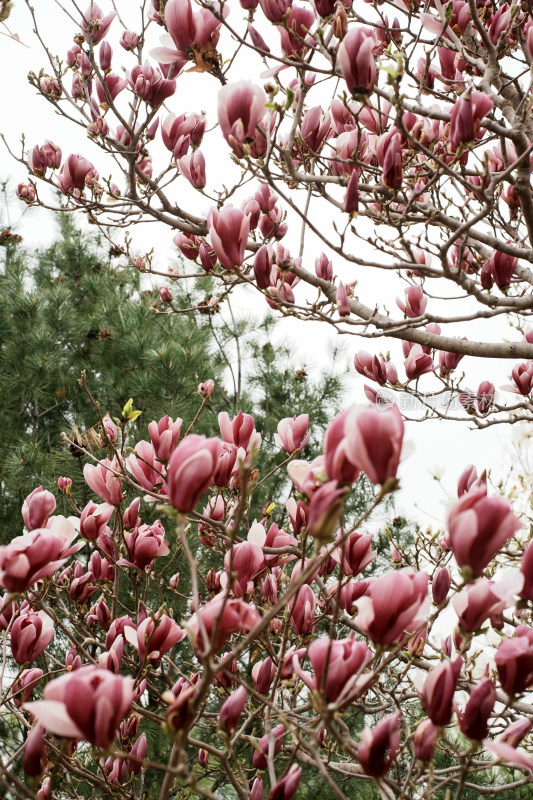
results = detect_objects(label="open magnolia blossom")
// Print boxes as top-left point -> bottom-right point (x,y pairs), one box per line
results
4,0 -> 533,797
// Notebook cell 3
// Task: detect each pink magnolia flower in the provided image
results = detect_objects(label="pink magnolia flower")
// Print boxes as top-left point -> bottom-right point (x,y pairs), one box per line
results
219,411 -> 256,450
323,410 -> 360,485
211,443 -> 238,489
179,151 -> 206,189
344,169 -> 360,213
477,381 -> 495,414
198,378 -> 215,398
381,131 -> 403,189
254,244 -> 275,289
208,206 -> 250,270
354,351 -> 398,386
315,253 -> 333,281
263,523 -> 298,565
11,668 -> 43,707
23,723 -> 47,777
120,522 -> 169,571
404,344 -> 434,380
329,578 -> 369,614
242,197 -> 261,230
167,434 -> 222,513
482,249 -> 518,291
68,561 -> 97,604
453,574 -> 522,632
485,737 -> 533,772
509,361 -> 533,396
488,3 -> 512,45
421,657 -> 463,726
99,41 -> 112,72
456,677 -> 496,740
251,777 -> 264,800
306,481 -> 347,543
0,519 -> 80,592
11,611 -> 55,665
357,711 -> 401,777
128,63 -> 176,106
447,489 -> 522,575
336,281 -> 351,316
17,183 -> 36,203
126,440 -> 165,493
162,0 -> 226,61
456,464 -> 486,497
495,627 -> 533,695
259,0 -> 290,21
275,414 -> 311,453
253,723 -> 286,769
414,718 -> 438,761
125,614 -> 185,663
293,636 -> 371,704
449,91 -> 493,150
290,584 -> 317,636
439,344 -> 466,377
337,27 -> 378,95
499,717 -> 533,747
217,82 -> 267,158
30,141 -> 62,175
344,404 -> 404,485
225,541 -> 264,597
128,733 -> 147,775
79,501 -> 113,541
285,497 -> 308,536
252,656 -> 276,693
432,567 -> 451,604
101,415 -> 117,443
120,30 -> 139,50
148,415 -> 182,462
332,130 -> 359,177
298,106 -> 330,155
219,686 -> 247,733
356,567 -> 429,644
96,73 -> 127,106
22,487 -> 56,530
81,4 -> 116,43
39,77 -> 62,97
187,595 -> 261,653
333,530 -> 376,577
396,285 -> 427,318
25,666 -> 134,749
57,154 -> 98,194
37,776 -> 52,800
164,0 -> 196,52
267,766 -> 302,800
84,458 -> 123,505
162,112 -> 206,157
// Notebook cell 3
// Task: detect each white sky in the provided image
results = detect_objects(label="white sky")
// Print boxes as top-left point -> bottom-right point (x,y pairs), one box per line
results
0,0 -> 527,532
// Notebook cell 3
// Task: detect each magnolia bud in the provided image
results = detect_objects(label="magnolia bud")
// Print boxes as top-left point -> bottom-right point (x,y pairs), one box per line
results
57,476 -> 72,496
198,379 -> 215,398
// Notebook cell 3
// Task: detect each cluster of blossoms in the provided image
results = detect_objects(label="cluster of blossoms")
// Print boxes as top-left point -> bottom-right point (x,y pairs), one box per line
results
13,0 -> 533,436
6,0 -> 533,795
1,377 -> 533,799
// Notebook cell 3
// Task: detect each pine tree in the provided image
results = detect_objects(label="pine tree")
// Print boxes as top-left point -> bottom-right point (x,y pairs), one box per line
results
0,215 -> 228,539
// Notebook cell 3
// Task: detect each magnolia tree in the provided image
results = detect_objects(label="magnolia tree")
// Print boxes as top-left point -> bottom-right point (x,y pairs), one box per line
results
4,0 -> 533,798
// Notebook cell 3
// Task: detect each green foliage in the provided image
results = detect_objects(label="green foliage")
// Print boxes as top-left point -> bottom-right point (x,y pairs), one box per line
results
0,215 -> 227,539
